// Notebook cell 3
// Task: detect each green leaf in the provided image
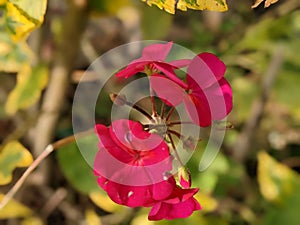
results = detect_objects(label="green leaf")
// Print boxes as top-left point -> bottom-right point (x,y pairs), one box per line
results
5,64 -> 49,115
196,152 -> 229,193
56,133 -> 100,194
0,141 -> 33,185
257,152 -> 300,203
264,192 -> 300,225
141,0 -> 228,14
0,192 -> 33,219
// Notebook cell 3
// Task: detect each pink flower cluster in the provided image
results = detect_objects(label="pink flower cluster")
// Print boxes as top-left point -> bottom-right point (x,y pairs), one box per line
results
94,42 -> 232,220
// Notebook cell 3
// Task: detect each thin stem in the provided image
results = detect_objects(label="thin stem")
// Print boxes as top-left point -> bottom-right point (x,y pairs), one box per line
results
0,129 -> 93,210
0,145 -> 53,210
168,121 -> 195,126
132,104 -> 153,122
167,133 -> 184,167
150,87 -> 157,117
160,102 -> 166,119
110,93 -> 153,121
167,129 -> 181,139
165,107 -> 175,122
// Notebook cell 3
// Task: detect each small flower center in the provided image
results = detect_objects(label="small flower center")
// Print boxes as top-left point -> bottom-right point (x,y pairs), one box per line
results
148,116 -> 168,137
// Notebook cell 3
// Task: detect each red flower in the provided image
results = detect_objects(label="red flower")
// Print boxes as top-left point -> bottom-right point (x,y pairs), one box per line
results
148,187 -> 201,220
184,52 -> 232,127
150,52 -> 232,127
94,119 -> 174,207
115,42 -> 190,88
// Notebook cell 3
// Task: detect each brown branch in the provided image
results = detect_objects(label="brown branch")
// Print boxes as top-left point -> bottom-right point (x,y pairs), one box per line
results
232,46 -> 285,162
32,1 -> 88,182
0,129 -> 93,210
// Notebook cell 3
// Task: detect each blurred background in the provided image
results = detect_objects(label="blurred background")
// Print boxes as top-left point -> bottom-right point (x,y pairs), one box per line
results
0,0 -> 300,224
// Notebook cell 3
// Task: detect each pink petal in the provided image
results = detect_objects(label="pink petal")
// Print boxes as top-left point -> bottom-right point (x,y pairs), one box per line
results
165,197 -> 200,219
148,187 -> 201,220
184,77 -> 232,126
164,187 -> 199,204
115,62 -> 146,78
148,202 -> 171,220
104,178 -> 175,207
141,42 -> 173,61
151,177 -> 176,201
150,74 -> 186,106
203,78 -> 233,120
187,52 -> 226,89
168,59 -> 191,68
106,182 -> 152,207
154,62 -> 188,89
110,120 -> 170,160
94,120 -> 173,189
183,92 -> 212,127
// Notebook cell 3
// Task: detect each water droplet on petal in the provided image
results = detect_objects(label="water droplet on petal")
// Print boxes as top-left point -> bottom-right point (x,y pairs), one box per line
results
128,191 -> 134,197
163,172 -> 170,180
125,132 -> 133,143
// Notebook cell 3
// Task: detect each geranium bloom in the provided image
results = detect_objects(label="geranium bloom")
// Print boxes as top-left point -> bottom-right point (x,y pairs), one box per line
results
94,119 -> 174,207
115,42 -> 190,88
150,52 -> 232,127
148,187 -> 201,220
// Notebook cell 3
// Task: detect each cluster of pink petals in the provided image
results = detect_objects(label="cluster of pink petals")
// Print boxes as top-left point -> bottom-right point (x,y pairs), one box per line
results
94,119 -> 201,220
93,42 -> 233,221
115,42 -> 190,88
150,52 -> 232,127
116,42 -> 233,127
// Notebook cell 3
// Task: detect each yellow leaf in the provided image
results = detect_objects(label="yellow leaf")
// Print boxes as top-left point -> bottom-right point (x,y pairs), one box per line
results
195,192 -> 218,212
252,0 -> 279,8
89,191 -> 125,213
5,64 -> 48,115
5,2 -> 36,41
0,141 -> 33,185
21,216 -> 44,225
131,213 -> 155,225
85,209 -> 102,225
8,0 -> 47,24
0,0 -> 6,5
142,0 -> 228,14
0,193 -> 33,219
257,152 -> 300,203
5,0 -> 47,41
0,32 -> 32,72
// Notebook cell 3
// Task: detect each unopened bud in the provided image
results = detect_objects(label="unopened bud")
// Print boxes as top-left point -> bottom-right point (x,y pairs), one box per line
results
178,167 -> 191,189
